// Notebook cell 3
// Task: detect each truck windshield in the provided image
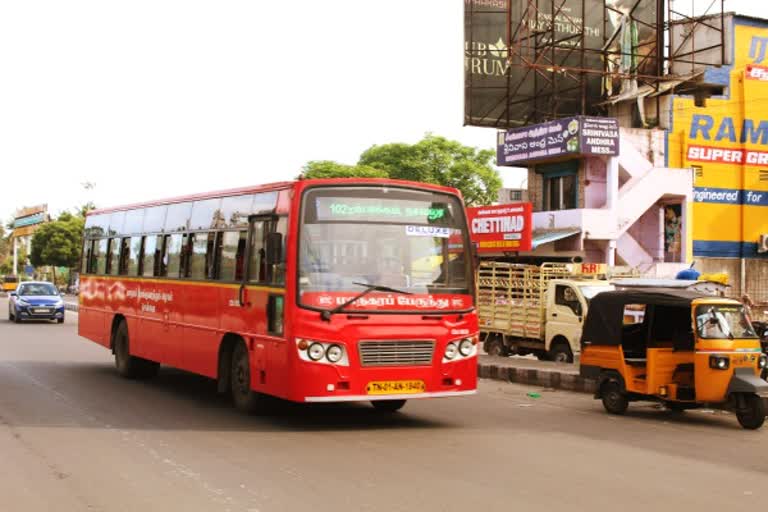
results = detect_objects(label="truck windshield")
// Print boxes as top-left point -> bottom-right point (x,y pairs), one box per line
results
695,305 -> 757,339
298,186 -> 472,313
579,285 -> 614,303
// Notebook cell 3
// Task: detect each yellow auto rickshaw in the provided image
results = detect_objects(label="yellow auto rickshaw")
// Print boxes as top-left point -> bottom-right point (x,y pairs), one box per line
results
580,288 -> 768,429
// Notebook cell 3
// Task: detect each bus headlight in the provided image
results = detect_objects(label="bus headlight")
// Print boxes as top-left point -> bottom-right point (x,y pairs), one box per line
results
759,354 -> 767,369
459,339 -> 475,357
709,355 -> 730,370
326,344 -> 344,363
307,343 -> 326,361
444,342 -> 458,360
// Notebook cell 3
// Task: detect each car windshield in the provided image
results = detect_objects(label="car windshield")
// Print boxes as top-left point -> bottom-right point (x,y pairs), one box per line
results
18,283 -> 58,296
579,284 -> 614,303
298,186 -> 472,312
695,304 -> 757,339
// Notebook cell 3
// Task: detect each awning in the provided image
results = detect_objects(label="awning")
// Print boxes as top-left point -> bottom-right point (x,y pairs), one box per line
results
531,229 -> 581,249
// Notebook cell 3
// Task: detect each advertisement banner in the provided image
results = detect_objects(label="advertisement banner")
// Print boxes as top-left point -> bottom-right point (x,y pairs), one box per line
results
497,116 -> 619,165
467,202 -> 532,252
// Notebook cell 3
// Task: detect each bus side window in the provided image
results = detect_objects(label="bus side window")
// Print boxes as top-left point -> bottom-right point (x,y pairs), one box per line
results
96,239 -> 108,275
82,241 -> 91,274
153,235 -> 166,277
248,222 -> 265,283
165,234 -> 184,278
186,233 -> 209,280
219,231 -> 245,281
266,217 -> 287,286
118,237 -> 131,275
205,232 -> 220,280
128,236 -> 142,276
105,238 -> 117,275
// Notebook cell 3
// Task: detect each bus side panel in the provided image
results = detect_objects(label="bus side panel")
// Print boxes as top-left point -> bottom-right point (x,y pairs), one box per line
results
182,284 -> 224,379
78,276 -> 110,348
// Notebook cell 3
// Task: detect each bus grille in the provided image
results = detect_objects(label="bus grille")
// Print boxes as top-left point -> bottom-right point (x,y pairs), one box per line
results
358,340 -> 435,367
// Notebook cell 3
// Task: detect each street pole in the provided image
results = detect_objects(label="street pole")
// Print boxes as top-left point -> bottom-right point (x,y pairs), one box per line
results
12,236 -> 18,277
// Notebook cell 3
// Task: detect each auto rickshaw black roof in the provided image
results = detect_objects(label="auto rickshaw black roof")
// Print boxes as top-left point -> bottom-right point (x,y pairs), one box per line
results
581,288 -> 725,346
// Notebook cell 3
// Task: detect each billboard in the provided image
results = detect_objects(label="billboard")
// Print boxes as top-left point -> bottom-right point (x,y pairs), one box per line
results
464,0 -> 660,128
668,17 -> 768,259
497,116 -> 619,165
467,202 -> 533,252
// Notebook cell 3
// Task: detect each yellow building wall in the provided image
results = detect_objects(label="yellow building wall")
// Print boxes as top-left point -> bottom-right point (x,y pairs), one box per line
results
669,20 -> 768,259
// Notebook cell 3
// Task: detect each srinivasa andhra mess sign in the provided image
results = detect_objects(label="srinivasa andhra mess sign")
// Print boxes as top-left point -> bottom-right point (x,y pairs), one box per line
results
467,202 -> 532,252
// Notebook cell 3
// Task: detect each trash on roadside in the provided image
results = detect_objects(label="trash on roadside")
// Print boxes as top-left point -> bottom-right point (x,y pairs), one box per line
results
527,392 -> 541,399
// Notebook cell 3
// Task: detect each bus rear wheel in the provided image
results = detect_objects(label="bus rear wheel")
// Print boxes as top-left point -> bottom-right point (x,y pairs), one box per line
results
230,341 -> 264,413
371,400 -> 406,413
113,321 -> 159,379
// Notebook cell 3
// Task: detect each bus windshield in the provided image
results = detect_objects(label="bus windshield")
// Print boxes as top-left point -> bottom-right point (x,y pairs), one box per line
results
298,186 -> 472,313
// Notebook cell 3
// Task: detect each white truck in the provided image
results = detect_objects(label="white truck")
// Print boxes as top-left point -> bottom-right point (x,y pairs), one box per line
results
477,262 -> 616,363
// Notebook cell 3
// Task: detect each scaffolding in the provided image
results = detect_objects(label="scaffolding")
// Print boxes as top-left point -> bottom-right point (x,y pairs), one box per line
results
464,0 -> 726,128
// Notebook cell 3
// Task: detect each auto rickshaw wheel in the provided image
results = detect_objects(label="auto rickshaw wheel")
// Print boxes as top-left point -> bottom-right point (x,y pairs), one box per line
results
735,393 -> 766,430
601,381 -> 629,415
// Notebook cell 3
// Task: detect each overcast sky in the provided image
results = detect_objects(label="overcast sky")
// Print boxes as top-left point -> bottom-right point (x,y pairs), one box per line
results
0,0 -> 763,223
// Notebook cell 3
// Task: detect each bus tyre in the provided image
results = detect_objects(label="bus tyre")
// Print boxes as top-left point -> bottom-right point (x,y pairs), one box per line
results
231,341 -> 263,413
113,321 -> 142,379
371,400 -> 407,413
736,393 -> 766,430
601,381 -> 629,415
549,342 -> 574,363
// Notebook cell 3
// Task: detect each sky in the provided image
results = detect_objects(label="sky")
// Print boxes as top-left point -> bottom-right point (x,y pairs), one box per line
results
0,0 -> 764,223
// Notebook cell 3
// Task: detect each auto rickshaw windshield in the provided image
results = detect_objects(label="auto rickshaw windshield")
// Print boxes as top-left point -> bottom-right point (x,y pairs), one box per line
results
695,304 -> 758,340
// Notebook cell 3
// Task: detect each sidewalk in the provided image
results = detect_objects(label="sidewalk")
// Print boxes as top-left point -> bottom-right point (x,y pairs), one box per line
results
477,355 -> 597,393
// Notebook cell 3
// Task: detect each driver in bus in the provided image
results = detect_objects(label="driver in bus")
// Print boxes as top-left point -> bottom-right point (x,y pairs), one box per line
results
375,255 -> 410,289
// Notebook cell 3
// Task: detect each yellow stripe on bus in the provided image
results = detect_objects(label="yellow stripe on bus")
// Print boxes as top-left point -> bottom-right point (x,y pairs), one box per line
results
79,275 -> 285,294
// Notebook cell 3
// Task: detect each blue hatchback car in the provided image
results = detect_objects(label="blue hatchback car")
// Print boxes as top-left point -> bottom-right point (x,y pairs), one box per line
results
8,281 -> 66,323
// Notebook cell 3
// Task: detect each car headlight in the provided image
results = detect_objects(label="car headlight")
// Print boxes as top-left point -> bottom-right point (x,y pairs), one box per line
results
444,342 -> 458,360
459,338 -> 475,357
307,343 -> 326,361
759,354 -> 767,369
709,355 -> 730,370
326,344 -> 343,363
16,299 -> 29,307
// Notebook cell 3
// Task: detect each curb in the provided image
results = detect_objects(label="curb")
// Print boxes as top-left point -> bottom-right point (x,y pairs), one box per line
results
478,361 -> 597,394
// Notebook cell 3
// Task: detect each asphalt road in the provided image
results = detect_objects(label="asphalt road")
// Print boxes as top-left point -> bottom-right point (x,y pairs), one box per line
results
0,297 -> 767,512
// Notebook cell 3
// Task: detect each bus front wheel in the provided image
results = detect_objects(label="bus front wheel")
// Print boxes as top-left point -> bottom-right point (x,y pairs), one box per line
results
371,400 -> 407,413
230,341 -> 264,413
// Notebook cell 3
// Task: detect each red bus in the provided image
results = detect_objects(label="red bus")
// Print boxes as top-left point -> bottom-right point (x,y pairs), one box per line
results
78,178 -> 478,412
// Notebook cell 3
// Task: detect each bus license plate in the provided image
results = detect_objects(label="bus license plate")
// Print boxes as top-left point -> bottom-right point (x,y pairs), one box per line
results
366,380 -> 425,395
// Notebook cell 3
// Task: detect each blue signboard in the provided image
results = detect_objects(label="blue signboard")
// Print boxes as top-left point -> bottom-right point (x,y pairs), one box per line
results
497,116 -> 620,166
13,213 -> 46,228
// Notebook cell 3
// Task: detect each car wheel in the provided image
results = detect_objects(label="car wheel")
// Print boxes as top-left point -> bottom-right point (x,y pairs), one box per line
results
230,340 -> 265,413
736,393 -> 766,430
8,308 -> 14,322
56,318 -> 64,324
371,399 -> 407,412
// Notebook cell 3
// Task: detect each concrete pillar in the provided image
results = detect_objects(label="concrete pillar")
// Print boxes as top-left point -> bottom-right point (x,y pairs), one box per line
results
657,205 -> 665,262
606,156 -> 620,213
605,240 -> 617,266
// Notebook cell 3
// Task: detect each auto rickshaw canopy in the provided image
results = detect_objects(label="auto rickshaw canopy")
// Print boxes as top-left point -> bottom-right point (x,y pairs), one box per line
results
581,288 -> 720,346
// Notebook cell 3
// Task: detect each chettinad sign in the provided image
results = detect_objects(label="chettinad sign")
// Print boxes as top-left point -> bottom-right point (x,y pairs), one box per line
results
497,116 -> 620,165
467,202 -> 532,252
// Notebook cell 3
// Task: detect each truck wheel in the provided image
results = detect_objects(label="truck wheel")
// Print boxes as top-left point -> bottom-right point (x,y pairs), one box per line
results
535,351 -> 549,361
601,381 -> 629,415
484,335 -> 509,357
549,342 -> 574,363
736,393 -> 766,430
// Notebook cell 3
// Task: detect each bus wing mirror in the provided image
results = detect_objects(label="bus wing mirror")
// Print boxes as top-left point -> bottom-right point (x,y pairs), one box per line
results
266,232 -> 283,265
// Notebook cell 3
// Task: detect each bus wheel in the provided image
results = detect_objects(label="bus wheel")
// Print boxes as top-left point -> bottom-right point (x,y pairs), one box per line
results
371,400 -> 406,412
736,393 -> 766,430
601,381 -> 629,415
114,321 -> 141,378
231,341 -> 263,413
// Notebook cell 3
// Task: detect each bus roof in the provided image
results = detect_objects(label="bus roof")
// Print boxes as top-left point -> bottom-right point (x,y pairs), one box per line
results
87,178 -> 465,216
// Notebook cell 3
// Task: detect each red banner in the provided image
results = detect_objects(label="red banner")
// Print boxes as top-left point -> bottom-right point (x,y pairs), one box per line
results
467,202 -> 533,252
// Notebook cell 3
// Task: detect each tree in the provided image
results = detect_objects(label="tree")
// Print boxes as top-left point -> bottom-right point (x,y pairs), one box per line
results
300,160 -> 388,180
29,212 -> 84,285
298,135 -> 502,206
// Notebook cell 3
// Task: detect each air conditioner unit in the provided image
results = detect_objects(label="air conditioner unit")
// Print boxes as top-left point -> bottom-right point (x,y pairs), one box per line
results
759,234 -> 768,254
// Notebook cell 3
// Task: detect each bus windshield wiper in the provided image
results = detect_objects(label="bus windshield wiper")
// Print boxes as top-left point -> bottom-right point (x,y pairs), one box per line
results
320,282 -> 412,321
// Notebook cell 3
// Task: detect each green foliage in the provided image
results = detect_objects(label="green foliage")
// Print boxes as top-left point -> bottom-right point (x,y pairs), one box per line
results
300,160 -> 388,180
358,134 -> 501,206
299,135 -> 502,206
29,212 -> 84,270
